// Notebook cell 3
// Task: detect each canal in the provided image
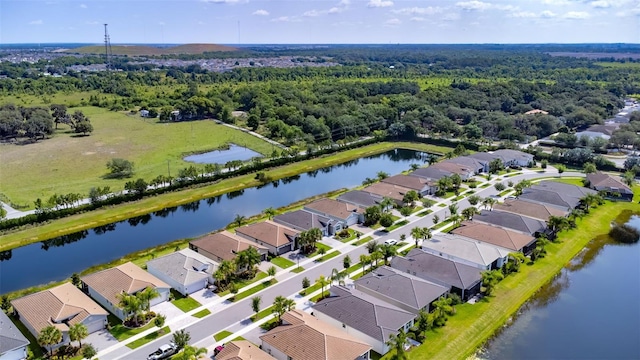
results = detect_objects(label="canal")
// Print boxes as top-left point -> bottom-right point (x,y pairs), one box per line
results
0,149 -> 427,294
480,215 -> 640,359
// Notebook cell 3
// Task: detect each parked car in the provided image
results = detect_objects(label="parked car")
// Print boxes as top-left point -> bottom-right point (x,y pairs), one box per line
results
148,342 -> 178,360
384,238 -> 398,246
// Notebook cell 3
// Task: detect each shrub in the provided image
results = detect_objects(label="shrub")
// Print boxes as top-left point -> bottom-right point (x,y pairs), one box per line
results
302,277 -> 310,289
494,183 -> 506,191
154,314 -> 166,327
609,224 -> 640,243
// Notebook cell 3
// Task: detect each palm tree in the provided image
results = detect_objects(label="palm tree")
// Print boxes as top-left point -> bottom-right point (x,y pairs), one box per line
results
233,214 -> 245,227
172,345 -> 208,360
481,270 -> 504,296
118,292 -> 143,326
263,207 -> 277,219
410,163 -> 420,171
137,286 -> 159,312
421,227 -> 432,242
272,295 -> 295,324
448,203 -> 458,216
431,296 -> 455,326
461,207 -> 479,221
432,214 -> 440,225
386,328 -> 409,360
371,250 -> 383,267
172,329 -> 191,350
379,197 -> 395,212
411,226 -> 424,248
547,215 -> 569,235
504,252 -> 526,274
236,247 -> 261,274
251,296 -> 261,317
303,227 -> 323,253
377,171 -> 389,180
381,244 -> 395,265
343,255 -> 351,270
217,260 -> 236,287
359,254 -> 370,274
38,325 -> 62,358
68,323 -> 88,348
366,240 -> 379,254
623,170 -> 635,187
482,197 -> 496,211
317,275 -> 330,298
450,214 -> 462,226
580,193 -> 599,212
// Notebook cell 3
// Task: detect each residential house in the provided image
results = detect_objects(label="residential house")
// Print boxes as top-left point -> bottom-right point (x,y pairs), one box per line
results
362,182 -> 413,207
468,152 -> 500,167
11,283 -> 108,345
390,248 -> 482,300
574,130 -> 610,141
146,249 -> 218,296
189,231 -> 268,263
273,210 -> 332,236
260,310 -> 371,360
381,174 -> 438,196
337,190 -> 383,209
493,198 -> 568,222
312,286 -> 415,355
524,109 -> 549,115
410,166 -> 453,181
490,149 -> 534,167
235,220 -> 298,256
430,161 -> 475,180
442,156 -> 486,173
586,172 -> 633,201
452,221 -> 537,254
421,234 -> 511,270
215,340 -> 276,360
304,199 -> 364,233
80,262 -> 170,320
519,181 -> 597,210
0,310 -> 29,360
472,210 -> 547,237
585,124 -> 619,136
354,266 -> 448,314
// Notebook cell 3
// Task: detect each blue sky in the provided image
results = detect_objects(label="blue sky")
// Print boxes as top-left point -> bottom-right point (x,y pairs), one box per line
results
1,0 -> 639,44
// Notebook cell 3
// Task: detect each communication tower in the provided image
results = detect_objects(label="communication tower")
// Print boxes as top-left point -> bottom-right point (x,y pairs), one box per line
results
103,24 -> 113,69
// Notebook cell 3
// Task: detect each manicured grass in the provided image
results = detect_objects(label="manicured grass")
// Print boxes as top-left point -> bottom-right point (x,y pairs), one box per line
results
417,210 -> 432,217
0,141 -> 451,252
299,281 -> 323,296
480,183 -> 491,188
386,219 -> 409,232
214,330 -> 233,341
127,326 -> 170,349
431,219 -> 453,230
334,228 -> 361,242
307,242 -> 332,258
438,203 -> 447,207
551,177 -> 585,187
232,336 -> 247,341
251,305 -> 274,322
310,290 -> 330,302
193,309 -> 211,318
270,256 -> 296,269
387,186 -> 640,360
218,271 -> 268,296
346,263 -> 363,274
317,250 -> 341,262
107,314 -> 158,341
498,189 -> 513,197
172,296 -> 202,313
290,266 -> 305,273
353,235 -> 373,246
230,279 -> 278,302
0,106 -> 273,208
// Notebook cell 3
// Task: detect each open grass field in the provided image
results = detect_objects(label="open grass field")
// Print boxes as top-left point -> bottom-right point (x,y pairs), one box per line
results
66,43 -> 237,55
382,185 -> 640,360
0,106 -> 274,208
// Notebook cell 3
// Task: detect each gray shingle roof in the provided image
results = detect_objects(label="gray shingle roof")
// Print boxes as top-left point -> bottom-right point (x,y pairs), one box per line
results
337,190 -> 380,208
441,156 -> 484,172
312,286 -> 416,343
491,149 -> 534,163
390,249 -> 482,290
354,266 -> 448,312
273,210 -> 330,232
473,210 -> 547,235
423,234 -> 511,267
468,152 -> 499,163
519,181 -> 597,209
146,249 -> 216,286
410,167 -> 452,181
586,172 -> 633,195
0,310 -> 29,355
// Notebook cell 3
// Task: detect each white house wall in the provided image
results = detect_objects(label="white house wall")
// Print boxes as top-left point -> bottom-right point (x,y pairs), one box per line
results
86,286 -> 125,320
81,314 -> 107,334
420,247 -> 489,270
260,341 -> 289,360
0,346 -> 28,360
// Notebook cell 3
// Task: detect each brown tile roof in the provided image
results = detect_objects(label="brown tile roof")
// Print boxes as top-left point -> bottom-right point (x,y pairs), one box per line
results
236,221 -> 298,248
493,199 -> 568,221
525,109 -> 549,115
81,262 -> 169,306
305,198 -> 364,220
260,310 -> 371,360
430,161 -> 473,175
216,340 -> 276,360
11,283 -> 107,334
190,231 -> 267,261
452,221 -> 536,251
382,174 -> 435,189
363,182 -> 412,202
586,172 -> 633,194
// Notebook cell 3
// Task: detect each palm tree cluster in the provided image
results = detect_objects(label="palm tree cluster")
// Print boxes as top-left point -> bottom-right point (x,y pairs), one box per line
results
297,227 -> 323,254
272,295 -> 296,325
410,226 -> 432,248
117,286 -> 160,327
214,246 -> 262,291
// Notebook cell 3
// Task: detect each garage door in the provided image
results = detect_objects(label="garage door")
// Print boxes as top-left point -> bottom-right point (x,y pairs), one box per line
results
84,319 -> 105,334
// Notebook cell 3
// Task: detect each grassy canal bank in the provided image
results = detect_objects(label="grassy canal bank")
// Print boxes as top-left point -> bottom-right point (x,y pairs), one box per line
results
383,184 -> 640,360
0,141 -> 449,252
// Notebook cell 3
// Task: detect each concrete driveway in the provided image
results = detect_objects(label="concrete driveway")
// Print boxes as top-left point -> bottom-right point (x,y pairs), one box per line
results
86,329 -> 119,352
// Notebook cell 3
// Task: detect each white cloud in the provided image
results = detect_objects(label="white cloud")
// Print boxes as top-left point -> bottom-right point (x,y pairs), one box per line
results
590,0 -> 610,8
328,7 -> 342,13
159,21 -> 166,25
456,1 -> 492,11
271,16 -> 301,22
563,11 -> 590,18
442,13 -> 461,21
410,16 -> 425,21
339,0 -> 350,5
252,9 -> 269,16
541,10 -> 557,17
384,18 -> 401,26
304,9 -> 321,17
393,6 -> 442,15
510,11 -> 538,17
541,0 -> 571,5
28,19 -> 43,25
79,3 -> 87,8
368,0 -> 394,8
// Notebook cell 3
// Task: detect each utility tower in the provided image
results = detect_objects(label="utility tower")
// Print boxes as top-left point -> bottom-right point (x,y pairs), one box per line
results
103,23 -> 113,69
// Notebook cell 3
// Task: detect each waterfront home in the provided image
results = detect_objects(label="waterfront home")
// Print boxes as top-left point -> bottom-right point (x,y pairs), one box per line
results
312,286 -> 415,355
0,308 -> 30,360
473,210 -> 547,237
519,181 -> 597,210
381,174 -> 438,196
304,199 -> 364,233
421,234 -> 511,270
337,190 -> 383,209
431,161 -> 476,180
189,231 -> 268,263
354,266 -> 449,314
452,221 -> 537,254
12,282 -> 108,344
492,198 -> 568,222
441,156 -> 486,174
235,220 -> 298,256
273,210 -> 332,236
146,249 -> 218,296
390,249 -> 482,301
260,310 -> 371,360
80,262 -> 170,320
362,182 -> 414,207
410,166 -> 452,181
490,149 -> 534,167
586,172 -> 633,201
215,340 -> 276,360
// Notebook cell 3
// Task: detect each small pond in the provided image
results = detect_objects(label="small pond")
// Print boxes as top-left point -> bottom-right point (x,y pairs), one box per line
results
184,144 -> 262,164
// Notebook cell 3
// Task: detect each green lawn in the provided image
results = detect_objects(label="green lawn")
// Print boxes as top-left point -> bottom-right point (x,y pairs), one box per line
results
214,330 -> 233,342
307,243 -> 332,258
438,203 -> 447,207
299,281 -> 324,296
230,279 -> 278,302
290,266 -> 305,273
127,326 -> 170,349
353,235 -> 374,246
218,271 -> 268,296
334,228 -> 361,242
270,256 -> 296,269
417,210 -> 432,217
431,219 -> 453,230
551,177 -> 585,187
386,219 -> 409,232
384,186 -> 640,360
171,290 -> 202,313
193,309 -> 211,318
317,250 -> 341,262
107,314 -> 158,341
480,183 -> 491,188
251,305 -> 274,322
